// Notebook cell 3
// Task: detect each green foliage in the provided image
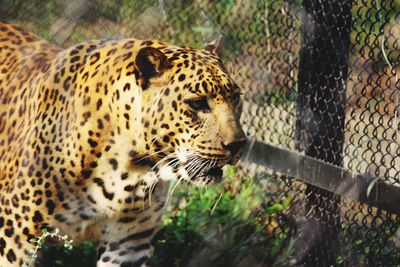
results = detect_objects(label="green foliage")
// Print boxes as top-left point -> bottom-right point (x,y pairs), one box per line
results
40,241 -> 97,267
351,0 -> 400,62
95,0 -> 121,21
151,168 -> 294,267
24,228 -> 76,267
338,221 -> 400,266
0,0 -> 64,40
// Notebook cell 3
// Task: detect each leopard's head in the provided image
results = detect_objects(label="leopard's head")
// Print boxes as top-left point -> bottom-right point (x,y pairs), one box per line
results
134,40 -> 246,185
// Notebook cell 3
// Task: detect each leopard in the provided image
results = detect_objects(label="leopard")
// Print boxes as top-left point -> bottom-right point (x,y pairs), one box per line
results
0,21 -> 246,267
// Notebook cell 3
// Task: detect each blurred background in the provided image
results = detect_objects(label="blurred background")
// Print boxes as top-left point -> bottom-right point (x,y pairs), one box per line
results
1,0 -> 400,266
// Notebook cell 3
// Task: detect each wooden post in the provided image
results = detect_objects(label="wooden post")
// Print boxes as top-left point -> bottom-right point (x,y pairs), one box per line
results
296,0 -> 353,265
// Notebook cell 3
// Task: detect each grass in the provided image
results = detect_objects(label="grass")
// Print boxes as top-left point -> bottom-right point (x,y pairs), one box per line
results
151,167 -> 294,267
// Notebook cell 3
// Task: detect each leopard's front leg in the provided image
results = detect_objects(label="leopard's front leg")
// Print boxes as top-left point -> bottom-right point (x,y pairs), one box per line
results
96,202 -> 165,267
97,228 -> 155,267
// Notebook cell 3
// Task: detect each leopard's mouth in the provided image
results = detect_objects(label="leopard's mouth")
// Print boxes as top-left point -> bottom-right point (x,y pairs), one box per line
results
174,152 -> 227,185
197,166 -> 223,182
184,164 -> 224,184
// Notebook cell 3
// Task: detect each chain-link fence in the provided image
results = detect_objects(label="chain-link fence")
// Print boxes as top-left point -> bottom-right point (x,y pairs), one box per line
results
1,0 -> 399,266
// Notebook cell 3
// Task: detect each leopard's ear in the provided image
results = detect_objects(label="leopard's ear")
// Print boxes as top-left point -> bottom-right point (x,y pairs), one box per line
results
135,47 -> 171,89
203,35 -> 224,56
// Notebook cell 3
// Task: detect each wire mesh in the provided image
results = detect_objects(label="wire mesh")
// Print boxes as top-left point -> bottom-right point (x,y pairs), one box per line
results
1,0 -> 399,266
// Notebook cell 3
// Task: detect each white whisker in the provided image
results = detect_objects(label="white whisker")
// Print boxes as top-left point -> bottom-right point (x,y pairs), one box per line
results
134,146 -> 170,163
165,175 -> 184,208
211,192 -> 224,216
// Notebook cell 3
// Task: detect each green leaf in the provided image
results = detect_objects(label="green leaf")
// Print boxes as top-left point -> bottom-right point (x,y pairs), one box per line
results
265,203 -> 284,215
282,195 -> 294,209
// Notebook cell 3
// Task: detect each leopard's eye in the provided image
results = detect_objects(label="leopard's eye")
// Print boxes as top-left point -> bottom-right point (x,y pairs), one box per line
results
187,97 -> 210,112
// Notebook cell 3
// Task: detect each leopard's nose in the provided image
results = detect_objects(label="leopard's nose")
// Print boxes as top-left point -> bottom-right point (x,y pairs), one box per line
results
222,138 -> 247,156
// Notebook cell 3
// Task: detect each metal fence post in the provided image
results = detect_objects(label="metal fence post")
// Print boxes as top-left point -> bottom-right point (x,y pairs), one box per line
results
296,0 -> 353,265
